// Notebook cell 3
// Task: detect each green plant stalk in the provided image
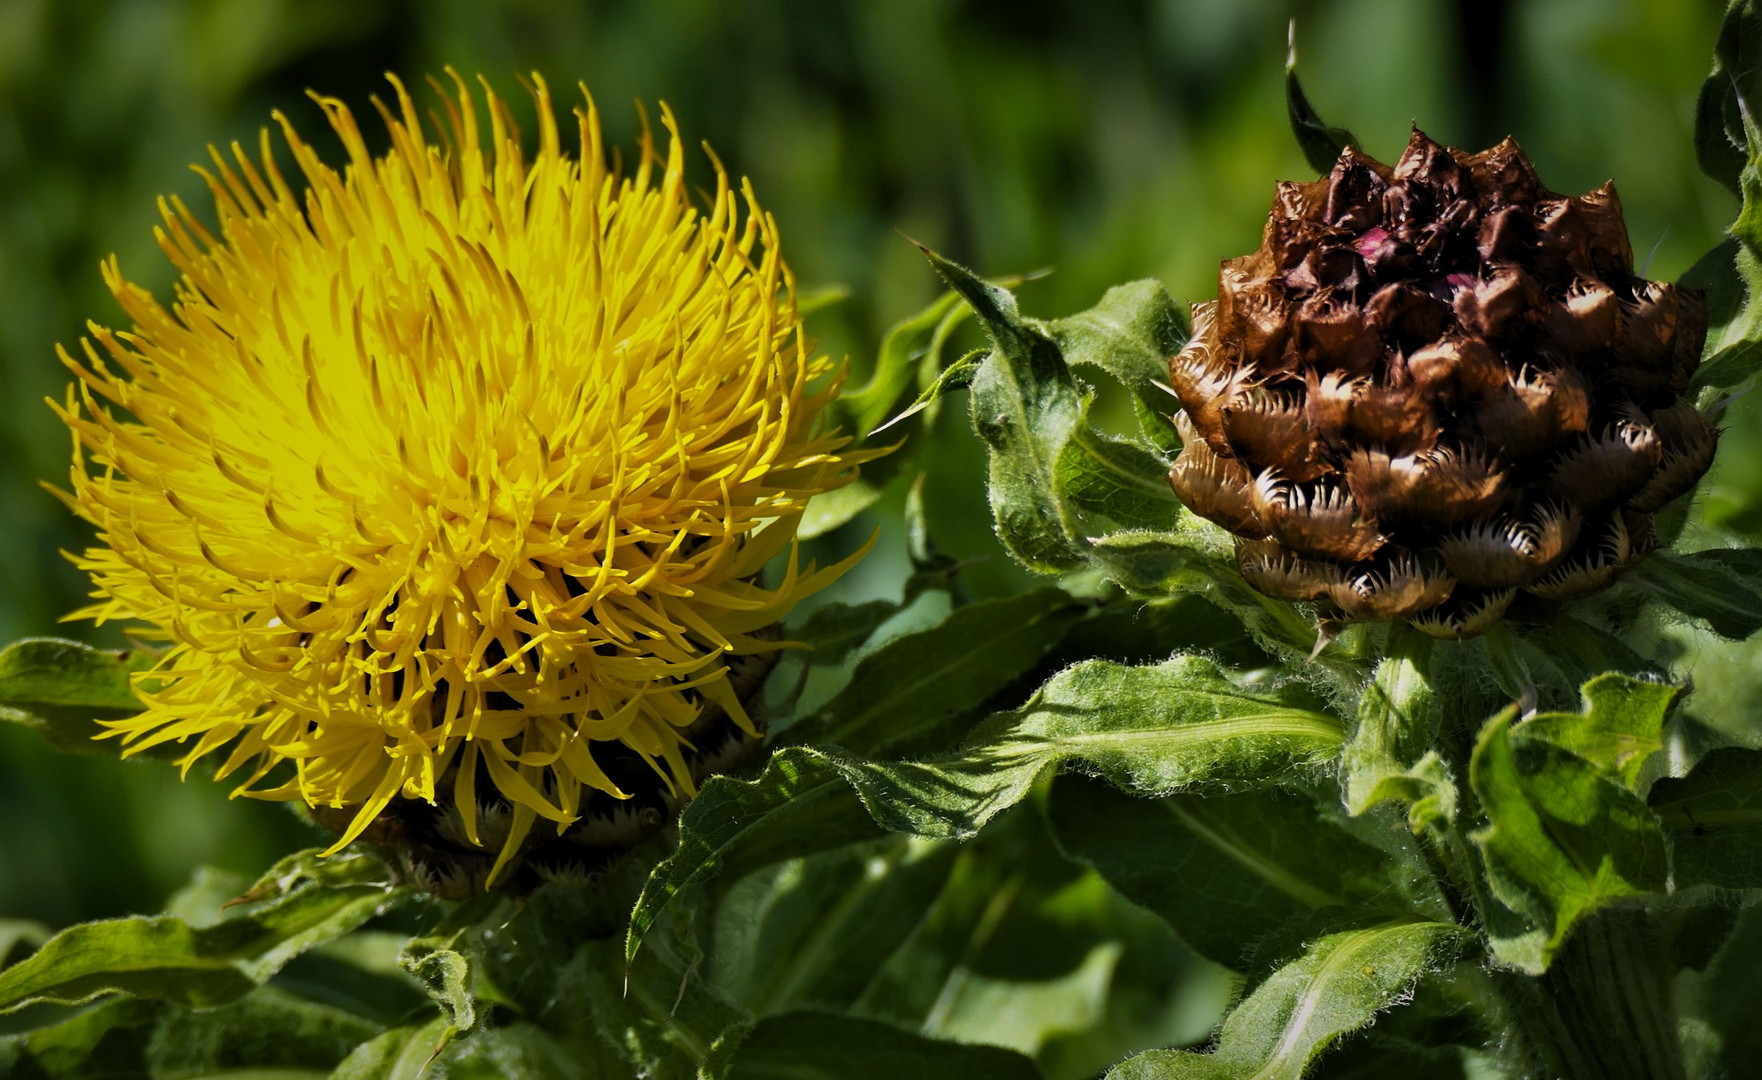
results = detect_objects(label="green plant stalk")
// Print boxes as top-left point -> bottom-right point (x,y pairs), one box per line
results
1495,908 -> 1685,1080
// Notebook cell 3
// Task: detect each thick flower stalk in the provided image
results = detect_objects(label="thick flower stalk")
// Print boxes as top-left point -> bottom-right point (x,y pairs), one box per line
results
1168,131 -> 1714,638
53,73 -> 868,890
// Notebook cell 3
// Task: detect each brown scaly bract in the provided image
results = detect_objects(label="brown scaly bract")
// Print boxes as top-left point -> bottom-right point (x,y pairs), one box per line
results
1168,130 -> 1716,639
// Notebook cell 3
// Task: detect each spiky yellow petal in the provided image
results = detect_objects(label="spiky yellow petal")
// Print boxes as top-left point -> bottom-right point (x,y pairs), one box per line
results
54,71 -> 870,882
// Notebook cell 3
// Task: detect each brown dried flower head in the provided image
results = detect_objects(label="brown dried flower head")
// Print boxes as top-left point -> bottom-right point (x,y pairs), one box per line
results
1168,130 -> 1715,638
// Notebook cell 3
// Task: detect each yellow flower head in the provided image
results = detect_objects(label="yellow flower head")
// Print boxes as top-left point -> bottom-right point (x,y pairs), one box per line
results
53,72 -> 868,885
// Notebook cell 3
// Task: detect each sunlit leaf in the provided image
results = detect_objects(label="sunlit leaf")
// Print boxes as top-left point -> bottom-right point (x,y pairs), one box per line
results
1517,674 -> 1680,790
1469,707 -> 1668,973
1108,919 -> 1461,1080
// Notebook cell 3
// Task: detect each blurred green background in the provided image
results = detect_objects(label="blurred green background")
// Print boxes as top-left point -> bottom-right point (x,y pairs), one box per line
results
0,0 -> 1737,926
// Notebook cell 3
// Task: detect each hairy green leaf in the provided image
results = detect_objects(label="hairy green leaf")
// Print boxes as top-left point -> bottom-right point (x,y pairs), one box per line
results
929,247 -> 1090,573
634,655 -> 1340,967
725,1011 -> 1042,1079
1109,919 -> 1461,1080
1517,674 -> 1680,790
0,637 -> 161,758
1630,548 -> 1762,641
1285,22 -> 1357,175
1056,427 -> 1183,531
834,655 -> 1344,840
782,587 -> 1085,754
400,947 -> 474,1041
1469,708 -> 1668,973
1343,629 -> 1458,830
1651,746 -> 1762,890
1048,776 -> 1402,969
0,850 -> 407,1012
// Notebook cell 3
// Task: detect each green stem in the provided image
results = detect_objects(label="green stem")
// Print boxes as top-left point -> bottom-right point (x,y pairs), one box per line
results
1498,908 -> 1686,1080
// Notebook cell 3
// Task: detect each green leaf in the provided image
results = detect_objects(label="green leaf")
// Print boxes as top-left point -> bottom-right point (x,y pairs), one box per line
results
1343,629 -> 1458,829
1043,279 -> 1190,450
789,599 -> 900,666
708,837 -> 959,1015
0,920 -> 49,968
634,655 -> 1341,969
1048,776 -> 1405,969
834,654 -> 1345,840
399,947 -> 474,1041
441,1022 -> 600,1080
1686,2 -> 1762,383
1285,21 -> 1357,175
852,806 -> 1224,1068
1468,707 -> 1668,973
872,348 -> 984,436
627,749 -> 886,968
0,637 -> 160,758
1694,904 -> 1762,1078
1650,746 -> 1762,890
843,290 -> 966,437
146,985 -> 382,1078
329,1018 -> 451,1080
1629,548 -> 1762,640
929,247 -> 1090,574
1081,530 -> 1342,667
0,997 -> 160,1078
1109,919 -> 1461,1080
0,849 -> 408,1012
1055,428 -> 1183,531
725,1011 -> 1043,1079
1695,1 -> 1761,196
797,479 -> 884,540
781,587 -> 1086,754
1516,674 -> 1681,791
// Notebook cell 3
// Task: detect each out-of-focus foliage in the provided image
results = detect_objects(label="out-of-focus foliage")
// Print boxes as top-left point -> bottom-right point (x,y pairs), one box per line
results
0,0 -> 1731,952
